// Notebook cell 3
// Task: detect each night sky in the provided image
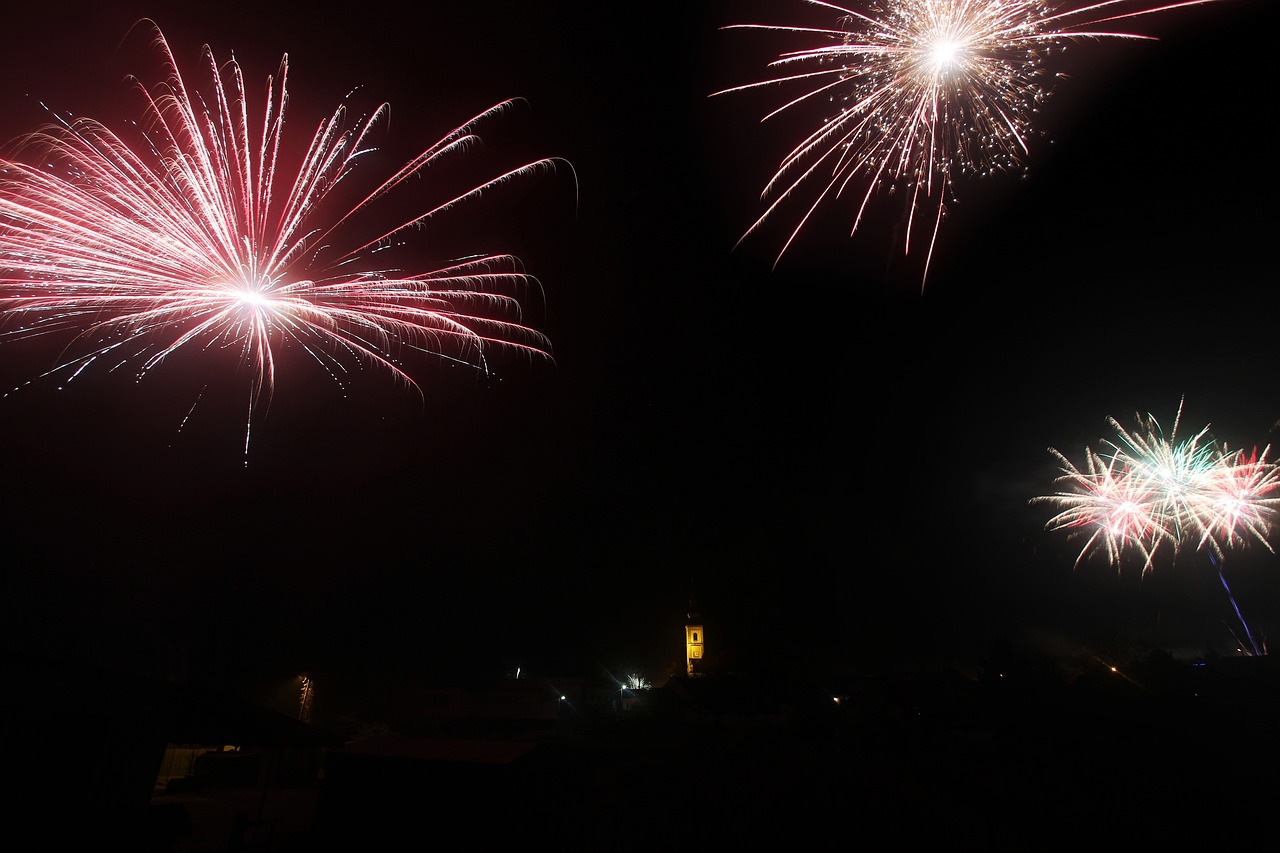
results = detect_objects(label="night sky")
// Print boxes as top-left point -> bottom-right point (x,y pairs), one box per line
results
1,0 -> 1276,700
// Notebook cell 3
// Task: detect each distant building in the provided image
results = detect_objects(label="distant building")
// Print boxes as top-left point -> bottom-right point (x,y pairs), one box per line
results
686,586 -> 705,677
5,653 -> 341,847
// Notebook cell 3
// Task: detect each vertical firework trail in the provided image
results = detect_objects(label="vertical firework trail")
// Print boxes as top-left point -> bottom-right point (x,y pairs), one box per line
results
0,21 -> 570,460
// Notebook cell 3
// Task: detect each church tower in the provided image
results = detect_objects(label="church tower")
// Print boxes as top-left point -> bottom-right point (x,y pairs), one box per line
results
685,583 -> 704,677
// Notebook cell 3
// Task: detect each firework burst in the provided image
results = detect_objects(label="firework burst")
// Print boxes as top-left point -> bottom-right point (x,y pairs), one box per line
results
714,0 -> 1221,285
1034,401 -> 1280,653
1035,402 -> 1280,571
0,21 -> 568,455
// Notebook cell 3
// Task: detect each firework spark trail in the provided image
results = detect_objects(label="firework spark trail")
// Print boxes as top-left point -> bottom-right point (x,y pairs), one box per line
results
1039,442 -> 1174,572
1034,400 -> 1280,653
714,0 -> 1221,286
0,21 -> 570,456
1035,401 -> 1280,570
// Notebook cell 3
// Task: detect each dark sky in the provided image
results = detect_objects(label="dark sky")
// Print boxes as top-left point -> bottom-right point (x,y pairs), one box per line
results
1,0 -> 1276,697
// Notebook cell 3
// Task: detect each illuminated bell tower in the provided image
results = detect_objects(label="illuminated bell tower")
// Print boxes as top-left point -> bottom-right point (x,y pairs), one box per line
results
685,591 -> 704,677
